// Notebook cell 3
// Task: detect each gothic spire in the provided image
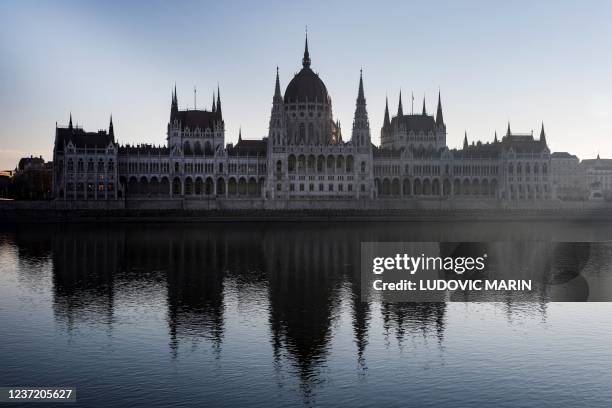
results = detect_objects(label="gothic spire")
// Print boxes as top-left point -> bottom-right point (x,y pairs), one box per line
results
357,68 -> 365,102
422,96 -> 427,115
463,131 -> 468,149
109,114 -> 114,138
274,66 -> 282,100
436,90 -> 444,126
384,96 -> 390,127
494,131 -> 498,143
507,121 -> 511,136
238,126 -> 242,142
540,122 -> 546,143
216,85 -> 222,118
69,112 -> 73,130
302,31 -> 311,68
397,90 -> 403,117
212,91 -> 216,113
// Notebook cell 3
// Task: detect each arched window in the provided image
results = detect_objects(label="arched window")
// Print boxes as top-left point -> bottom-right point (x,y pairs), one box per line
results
299,123 -> 306,143
276,160 -> 282,173
361,161 -> 366,173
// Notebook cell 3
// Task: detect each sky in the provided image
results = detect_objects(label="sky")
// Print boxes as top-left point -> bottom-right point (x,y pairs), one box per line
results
1,0 -> 612,169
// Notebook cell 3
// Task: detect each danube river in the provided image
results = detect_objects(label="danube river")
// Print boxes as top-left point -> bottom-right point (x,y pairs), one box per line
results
1,221 -> 612,407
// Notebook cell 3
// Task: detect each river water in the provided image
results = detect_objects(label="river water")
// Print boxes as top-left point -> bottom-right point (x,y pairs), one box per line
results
1,221 -> 611,407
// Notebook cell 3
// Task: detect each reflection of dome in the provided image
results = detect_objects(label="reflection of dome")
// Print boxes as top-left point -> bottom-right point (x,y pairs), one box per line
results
283,36 -> 329,103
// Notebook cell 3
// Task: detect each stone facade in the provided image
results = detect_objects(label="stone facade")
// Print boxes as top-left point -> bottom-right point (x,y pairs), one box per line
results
52,37 -> 554,208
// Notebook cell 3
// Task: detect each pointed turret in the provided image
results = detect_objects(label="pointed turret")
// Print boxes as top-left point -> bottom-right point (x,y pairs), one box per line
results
539,122 -> 546,144
357,69 -> 365,102
302,32 -> 311,68
171,85 -> 178,118
422,96 -> 427,115
238,127 -> 242,142
69,112 -> 73,130
351,70 -> 370,146
463,131 -> 468,149
109,114 -> 114,138
506,121 -> 511,136
494,131 -> 498,143
436,90 -> 444,126
383,96 -> 390,127
212,91 -> 216,113
216,85 -> 222,118
274,66 -> 282,102
397,91 -> 403,117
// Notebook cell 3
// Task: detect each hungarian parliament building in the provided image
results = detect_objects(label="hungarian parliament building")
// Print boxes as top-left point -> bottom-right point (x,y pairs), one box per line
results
52,37 -> 555,209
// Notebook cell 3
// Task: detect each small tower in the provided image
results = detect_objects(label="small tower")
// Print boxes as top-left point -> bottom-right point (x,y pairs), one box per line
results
436,90 -> 444,127
268,66 -> 285,146
216,85 -> 222,119
397,91 -> 403,117
539,122 -> 546,144
351,69 -> 371,147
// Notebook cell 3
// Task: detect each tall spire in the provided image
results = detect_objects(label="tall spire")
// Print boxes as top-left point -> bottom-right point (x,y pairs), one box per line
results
540,122 -> 546,143
463,131 -> 468,149
109,114 -> 114,137
507,121 -> 511,136
383,96 -> 390,127
357,68 -> 365,102
397,90 -> 403,117
216,84 -> 222,118
436,90 -> 444,126
274,66 -> 282,100
69,112 -> 73,130
494,130 -> 498,143
422,96 -> 427,115
302,29 -> 311,68
212,91 -> 216,113
238,126 -> 242,142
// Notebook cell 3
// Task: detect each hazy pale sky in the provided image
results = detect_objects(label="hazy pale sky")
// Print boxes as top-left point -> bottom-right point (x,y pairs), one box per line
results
1,0 -> 612,169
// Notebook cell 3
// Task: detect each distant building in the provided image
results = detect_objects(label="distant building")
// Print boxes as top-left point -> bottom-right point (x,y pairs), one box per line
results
582,155 -> 612,200
11,155 -> 52,199
0,170 -> 12,198
51,35 -> 555,207
551,152 -> 586,200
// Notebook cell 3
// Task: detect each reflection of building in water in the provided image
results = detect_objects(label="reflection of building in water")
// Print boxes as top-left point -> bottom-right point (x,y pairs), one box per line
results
52,35 -> 564,208
49,228 -> 124,330
262,227 -> 348,400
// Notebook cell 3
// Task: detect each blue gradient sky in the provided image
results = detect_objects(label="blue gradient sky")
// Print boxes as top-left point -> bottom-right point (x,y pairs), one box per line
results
1,0 -> 611,169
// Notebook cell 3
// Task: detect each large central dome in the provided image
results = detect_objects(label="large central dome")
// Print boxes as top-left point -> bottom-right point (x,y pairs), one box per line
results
283,37 -> 329,103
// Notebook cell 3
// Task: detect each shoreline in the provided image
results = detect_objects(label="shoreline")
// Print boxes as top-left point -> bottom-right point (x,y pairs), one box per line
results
2,205 -> 612,223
